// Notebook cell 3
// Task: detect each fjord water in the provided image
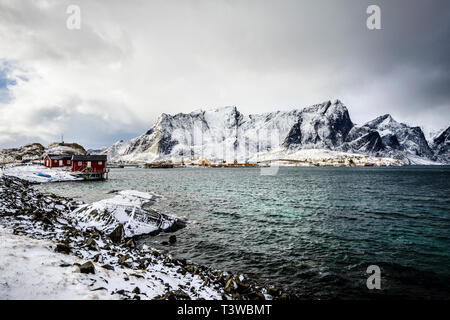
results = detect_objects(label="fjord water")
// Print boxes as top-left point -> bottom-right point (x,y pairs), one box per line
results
35,166 -> 450,299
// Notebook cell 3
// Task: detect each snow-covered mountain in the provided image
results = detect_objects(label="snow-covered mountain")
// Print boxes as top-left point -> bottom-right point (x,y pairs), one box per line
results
103,105 -> 301,163
363,114 -> 433,158
97,100 -> 449,164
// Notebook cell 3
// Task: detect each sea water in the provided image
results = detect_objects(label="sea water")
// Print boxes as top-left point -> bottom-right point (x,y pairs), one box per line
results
34,166 -> 450,299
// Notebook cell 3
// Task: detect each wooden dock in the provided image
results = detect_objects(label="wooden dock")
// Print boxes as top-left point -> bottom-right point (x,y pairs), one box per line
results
70,168 -> 109,180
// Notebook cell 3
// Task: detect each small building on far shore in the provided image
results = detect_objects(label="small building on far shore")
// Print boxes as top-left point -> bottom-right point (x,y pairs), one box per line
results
71,155 -> 107,173
44,154 -> 72,168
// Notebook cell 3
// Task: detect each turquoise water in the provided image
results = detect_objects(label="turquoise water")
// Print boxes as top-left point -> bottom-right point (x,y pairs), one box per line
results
35,166 -> 450,299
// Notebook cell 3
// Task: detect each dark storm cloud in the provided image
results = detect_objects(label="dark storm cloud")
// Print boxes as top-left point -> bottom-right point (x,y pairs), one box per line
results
0,0 -> 448,148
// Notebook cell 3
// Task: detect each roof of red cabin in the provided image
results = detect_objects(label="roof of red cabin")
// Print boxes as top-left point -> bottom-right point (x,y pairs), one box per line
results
71,155 -> 107,161
45,154 -> 72,160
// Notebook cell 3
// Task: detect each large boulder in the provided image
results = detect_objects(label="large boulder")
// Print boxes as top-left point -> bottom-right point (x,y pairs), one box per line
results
68,190 -> 185,239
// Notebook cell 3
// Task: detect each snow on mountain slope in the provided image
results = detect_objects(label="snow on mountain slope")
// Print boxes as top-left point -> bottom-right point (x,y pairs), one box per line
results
100,140 -> 129,161
282,100 -> 353,149
363,114 -> 434,160
97,100 -> 448,164
430,126 -> 450,163
104,105 -> 302,163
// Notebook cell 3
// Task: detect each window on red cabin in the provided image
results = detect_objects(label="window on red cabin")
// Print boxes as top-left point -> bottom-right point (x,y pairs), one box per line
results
99,161 -> 102,165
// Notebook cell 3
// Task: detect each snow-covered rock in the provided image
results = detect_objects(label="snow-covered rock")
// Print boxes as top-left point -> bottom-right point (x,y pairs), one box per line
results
69,190 -> 184,238
45,142 -> 86,155
0,142 -> 86,165
0,143 -> 45,164
363,114 -> 434,159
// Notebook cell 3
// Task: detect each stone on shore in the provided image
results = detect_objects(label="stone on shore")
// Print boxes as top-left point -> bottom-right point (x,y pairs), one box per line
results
108,224 -> 124,244
79,261 -> 95,274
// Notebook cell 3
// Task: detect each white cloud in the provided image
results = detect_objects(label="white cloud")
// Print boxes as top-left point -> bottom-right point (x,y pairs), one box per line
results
0,0 -> 448,148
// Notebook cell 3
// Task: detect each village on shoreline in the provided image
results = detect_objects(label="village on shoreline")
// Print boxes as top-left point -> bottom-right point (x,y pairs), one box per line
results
0,141 -> 407,179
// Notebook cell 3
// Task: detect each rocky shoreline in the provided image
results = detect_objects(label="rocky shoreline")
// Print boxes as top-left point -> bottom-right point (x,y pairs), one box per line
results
0,175 -> 291,300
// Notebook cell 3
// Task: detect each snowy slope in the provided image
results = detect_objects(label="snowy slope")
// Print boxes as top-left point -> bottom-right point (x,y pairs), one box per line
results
363,114 -> 433,159
0,227 -> 114,300
282,100 -> 353,149
102,106 -> 302,163
0,226 -> 222,300
2,164 -> 82,183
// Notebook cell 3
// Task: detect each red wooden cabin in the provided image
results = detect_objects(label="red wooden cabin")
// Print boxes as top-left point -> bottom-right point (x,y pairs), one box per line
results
71,155 -> 107,173
44,154 -> 72,167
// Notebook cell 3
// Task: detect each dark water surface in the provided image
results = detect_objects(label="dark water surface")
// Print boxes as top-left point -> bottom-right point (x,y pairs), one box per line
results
34,166 -> 450,299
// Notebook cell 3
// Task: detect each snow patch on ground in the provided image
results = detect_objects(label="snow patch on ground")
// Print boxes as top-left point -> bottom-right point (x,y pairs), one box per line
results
0,226 -> 114,300
405,155 -> 442,165
0,226 -> 221,300
2,164 -> 82,183
249,148 -> 404,165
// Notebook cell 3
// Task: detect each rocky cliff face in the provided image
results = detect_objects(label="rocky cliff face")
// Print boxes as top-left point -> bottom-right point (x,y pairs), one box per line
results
97,100 -> 449,164
339,127 -> 385,154
282,100 -> 353,149
363,114 -> 433,158
430,127 -> 450,162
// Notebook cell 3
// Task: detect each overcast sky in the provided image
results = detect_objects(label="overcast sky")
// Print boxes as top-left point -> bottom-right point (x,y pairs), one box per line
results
0,0 -> 449,149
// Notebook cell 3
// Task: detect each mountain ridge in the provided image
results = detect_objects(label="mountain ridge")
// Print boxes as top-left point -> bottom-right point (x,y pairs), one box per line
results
97,100 -> 449,164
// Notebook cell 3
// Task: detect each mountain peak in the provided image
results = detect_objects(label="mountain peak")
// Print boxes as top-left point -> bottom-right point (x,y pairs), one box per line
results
364,114 -> 399,129
190,105 -> 238,115
381,114 -> 394,121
